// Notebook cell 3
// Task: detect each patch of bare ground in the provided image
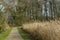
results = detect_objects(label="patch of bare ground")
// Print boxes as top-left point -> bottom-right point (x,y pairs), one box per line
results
6,27 -> 23,40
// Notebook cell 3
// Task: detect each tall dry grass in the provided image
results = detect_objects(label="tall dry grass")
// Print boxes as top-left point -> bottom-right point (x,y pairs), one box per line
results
22,20 -> 60,40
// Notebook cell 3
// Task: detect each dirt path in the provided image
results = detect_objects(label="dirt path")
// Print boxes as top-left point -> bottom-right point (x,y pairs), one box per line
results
6,27 -> 23,40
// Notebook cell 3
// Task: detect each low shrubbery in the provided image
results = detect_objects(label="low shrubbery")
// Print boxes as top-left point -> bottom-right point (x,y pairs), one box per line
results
22,20 -> 60,40
0,23 -> 10,33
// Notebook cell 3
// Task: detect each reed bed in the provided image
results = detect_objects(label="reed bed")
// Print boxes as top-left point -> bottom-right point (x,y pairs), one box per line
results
22,20 -> 60,40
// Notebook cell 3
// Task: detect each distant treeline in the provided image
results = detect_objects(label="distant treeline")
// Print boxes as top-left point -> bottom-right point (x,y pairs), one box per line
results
0,0 -> 60,26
